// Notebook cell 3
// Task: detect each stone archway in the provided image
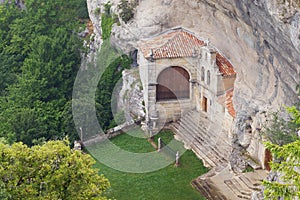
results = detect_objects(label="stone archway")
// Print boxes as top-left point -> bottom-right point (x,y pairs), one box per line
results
156,66 -> 190,101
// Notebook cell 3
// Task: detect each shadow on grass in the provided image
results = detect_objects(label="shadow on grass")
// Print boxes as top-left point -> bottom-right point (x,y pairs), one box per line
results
90,127 -> 208,200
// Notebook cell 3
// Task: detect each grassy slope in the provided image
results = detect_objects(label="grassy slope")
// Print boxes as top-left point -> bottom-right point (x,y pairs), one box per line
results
92,128 -> 208,200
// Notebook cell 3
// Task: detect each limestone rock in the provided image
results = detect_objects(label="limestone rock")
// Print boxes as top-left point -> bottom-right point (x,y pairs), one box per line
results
117,68 -> 145,122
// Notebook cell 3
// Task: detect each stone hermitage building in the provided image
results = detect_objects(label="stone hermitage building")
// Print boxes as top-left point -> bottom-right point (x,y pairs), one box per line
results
137,27 -> 269,199
138,27 -> 236,137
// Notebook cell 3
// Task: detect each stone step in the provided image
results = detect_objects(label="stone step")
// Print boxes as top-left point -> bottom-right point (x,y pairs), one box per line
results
193,135 -> 229,157
180,123 -> 232,160
197,128 -> 232,153
190,143 -> 218,168
192,178 -> 228,200
238,175 -> 262,191
193,136 -> 229,164
172,110 -> 232,167
224,179 -> 252,200
244,156 -> 262,170
193,144 -> 227,167
181,115 -> 230,146
253,170 -> 268,181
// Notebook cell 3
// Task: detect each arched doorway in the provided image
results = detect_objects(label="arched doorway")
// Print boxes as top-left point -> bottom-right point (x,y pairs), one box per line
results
156,66 -> 190,101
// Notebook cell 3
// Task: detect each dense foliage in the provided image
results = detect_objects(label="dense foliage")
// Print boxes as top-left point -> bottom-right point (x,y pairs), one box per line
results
96,54 -> 131,130
262,110 -> 299,146
101,2 -> 118,40
0,0 -> 89,145
263,139 -> 300,199
93,4 -> 131,131
0,140 -> 110,199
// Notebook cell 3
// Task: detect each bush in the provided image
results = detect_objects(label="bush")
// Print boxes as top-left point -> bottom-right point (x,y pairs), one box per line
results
101,14 -> 115,40
118,0 -> 134,23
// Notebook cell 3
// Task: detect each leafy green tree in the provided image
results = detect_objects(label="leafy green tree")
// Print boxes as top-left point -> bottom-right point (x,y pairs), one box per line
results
263,140 -> 300,199
262,110 -> 299,146
262,85 -> 300,146
0,0 -> 86,145
0,140 -> 110,199
263,105 -> 300,199
0,3 -> 23,95
0,179 -> 10,200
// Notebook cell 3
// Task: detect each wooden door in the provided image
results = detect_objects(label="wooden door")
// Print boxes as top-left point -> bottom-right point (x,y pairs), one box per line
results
202,97 -> 207,112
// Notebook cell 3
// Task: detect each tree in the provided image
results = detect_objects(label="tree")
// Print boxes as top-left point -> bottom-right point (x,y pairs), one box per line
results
0,0 -> 85,145
96,54 -> 131,130
263,140 -> 300,199
262,110 -> 299,146
0,140 -> 110,199
263,105 -> 300,199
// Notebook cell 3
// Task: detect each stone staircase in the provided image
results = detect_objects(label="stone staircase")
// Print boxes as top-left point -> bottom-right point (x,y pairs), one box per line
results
191,167 -> 267,200
167,109 -> 268,200
169,109 -> 232,168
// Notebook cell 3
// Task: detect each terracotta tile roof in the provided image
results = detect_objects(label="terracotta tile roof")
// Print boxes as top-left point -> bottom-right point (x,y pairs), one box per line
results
225,88 -> 235,118
140,27 -> 236,77
216,53 -> 236,77
217,88 -> 235,118
140,28 -> 205,59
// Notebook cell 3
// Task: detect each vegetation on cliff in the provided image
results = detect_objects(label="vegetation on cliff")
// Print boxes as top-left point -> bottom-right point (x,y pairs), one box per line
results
94,2 -> 131,131
263,88 -> 300,199
0,0 -> 88,145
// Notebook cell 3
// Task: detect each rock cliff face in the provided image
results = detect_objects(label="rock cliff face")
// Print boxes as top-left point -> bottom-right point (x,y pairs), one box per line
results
87,0 -> 300,169
116,68 -> 145,121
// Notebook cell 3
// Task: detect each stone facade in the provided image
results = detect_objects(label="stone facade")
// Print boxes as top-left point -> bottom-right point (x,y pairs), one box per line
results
138,28 -> 236,136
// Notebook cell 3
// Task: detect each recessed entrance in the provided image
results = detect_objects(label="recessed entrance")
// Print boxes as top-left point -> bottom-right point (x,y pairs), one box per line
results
156,66 -> 190,101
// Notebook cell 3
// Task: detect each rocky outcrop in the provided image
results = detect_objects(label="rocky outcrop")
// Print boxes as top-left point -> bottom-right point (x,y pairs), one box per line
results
117,68 -> 145,122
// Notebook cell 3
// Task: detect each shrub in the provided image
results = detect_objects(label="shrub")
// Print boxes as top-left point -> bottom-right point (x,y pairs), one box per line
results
118,0 -> 134,23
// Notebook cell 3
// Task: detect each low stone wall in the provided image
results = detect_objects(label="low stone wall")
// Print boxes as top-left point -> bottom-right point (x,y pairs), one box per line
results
83,118 -> 143,146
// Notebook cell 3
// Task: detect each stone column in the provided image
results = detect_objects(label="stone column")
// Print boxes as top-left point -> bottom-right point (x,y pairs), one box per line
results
175,151 -> 180,167
157,137 -> 161,152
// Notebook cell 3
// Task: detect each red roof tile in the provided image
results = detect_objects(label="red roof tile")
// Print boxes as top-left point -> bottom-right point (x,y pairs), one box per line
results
140,28 -> 205,59
216,53 -> 236,77
217,88 -> 235,118
140,28 -> 236,77
225,88 -> 235,118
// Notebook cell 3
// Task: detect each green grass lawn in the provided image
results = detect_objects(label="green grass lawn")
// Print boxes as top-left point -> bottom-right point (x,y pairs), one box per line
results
90,127 -> 208,200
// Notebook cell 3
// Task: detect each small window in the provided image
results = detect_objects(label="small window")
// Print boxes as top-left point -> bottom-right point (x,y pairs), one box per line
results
207,70 -> 210,85
201,67 -> 205,81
